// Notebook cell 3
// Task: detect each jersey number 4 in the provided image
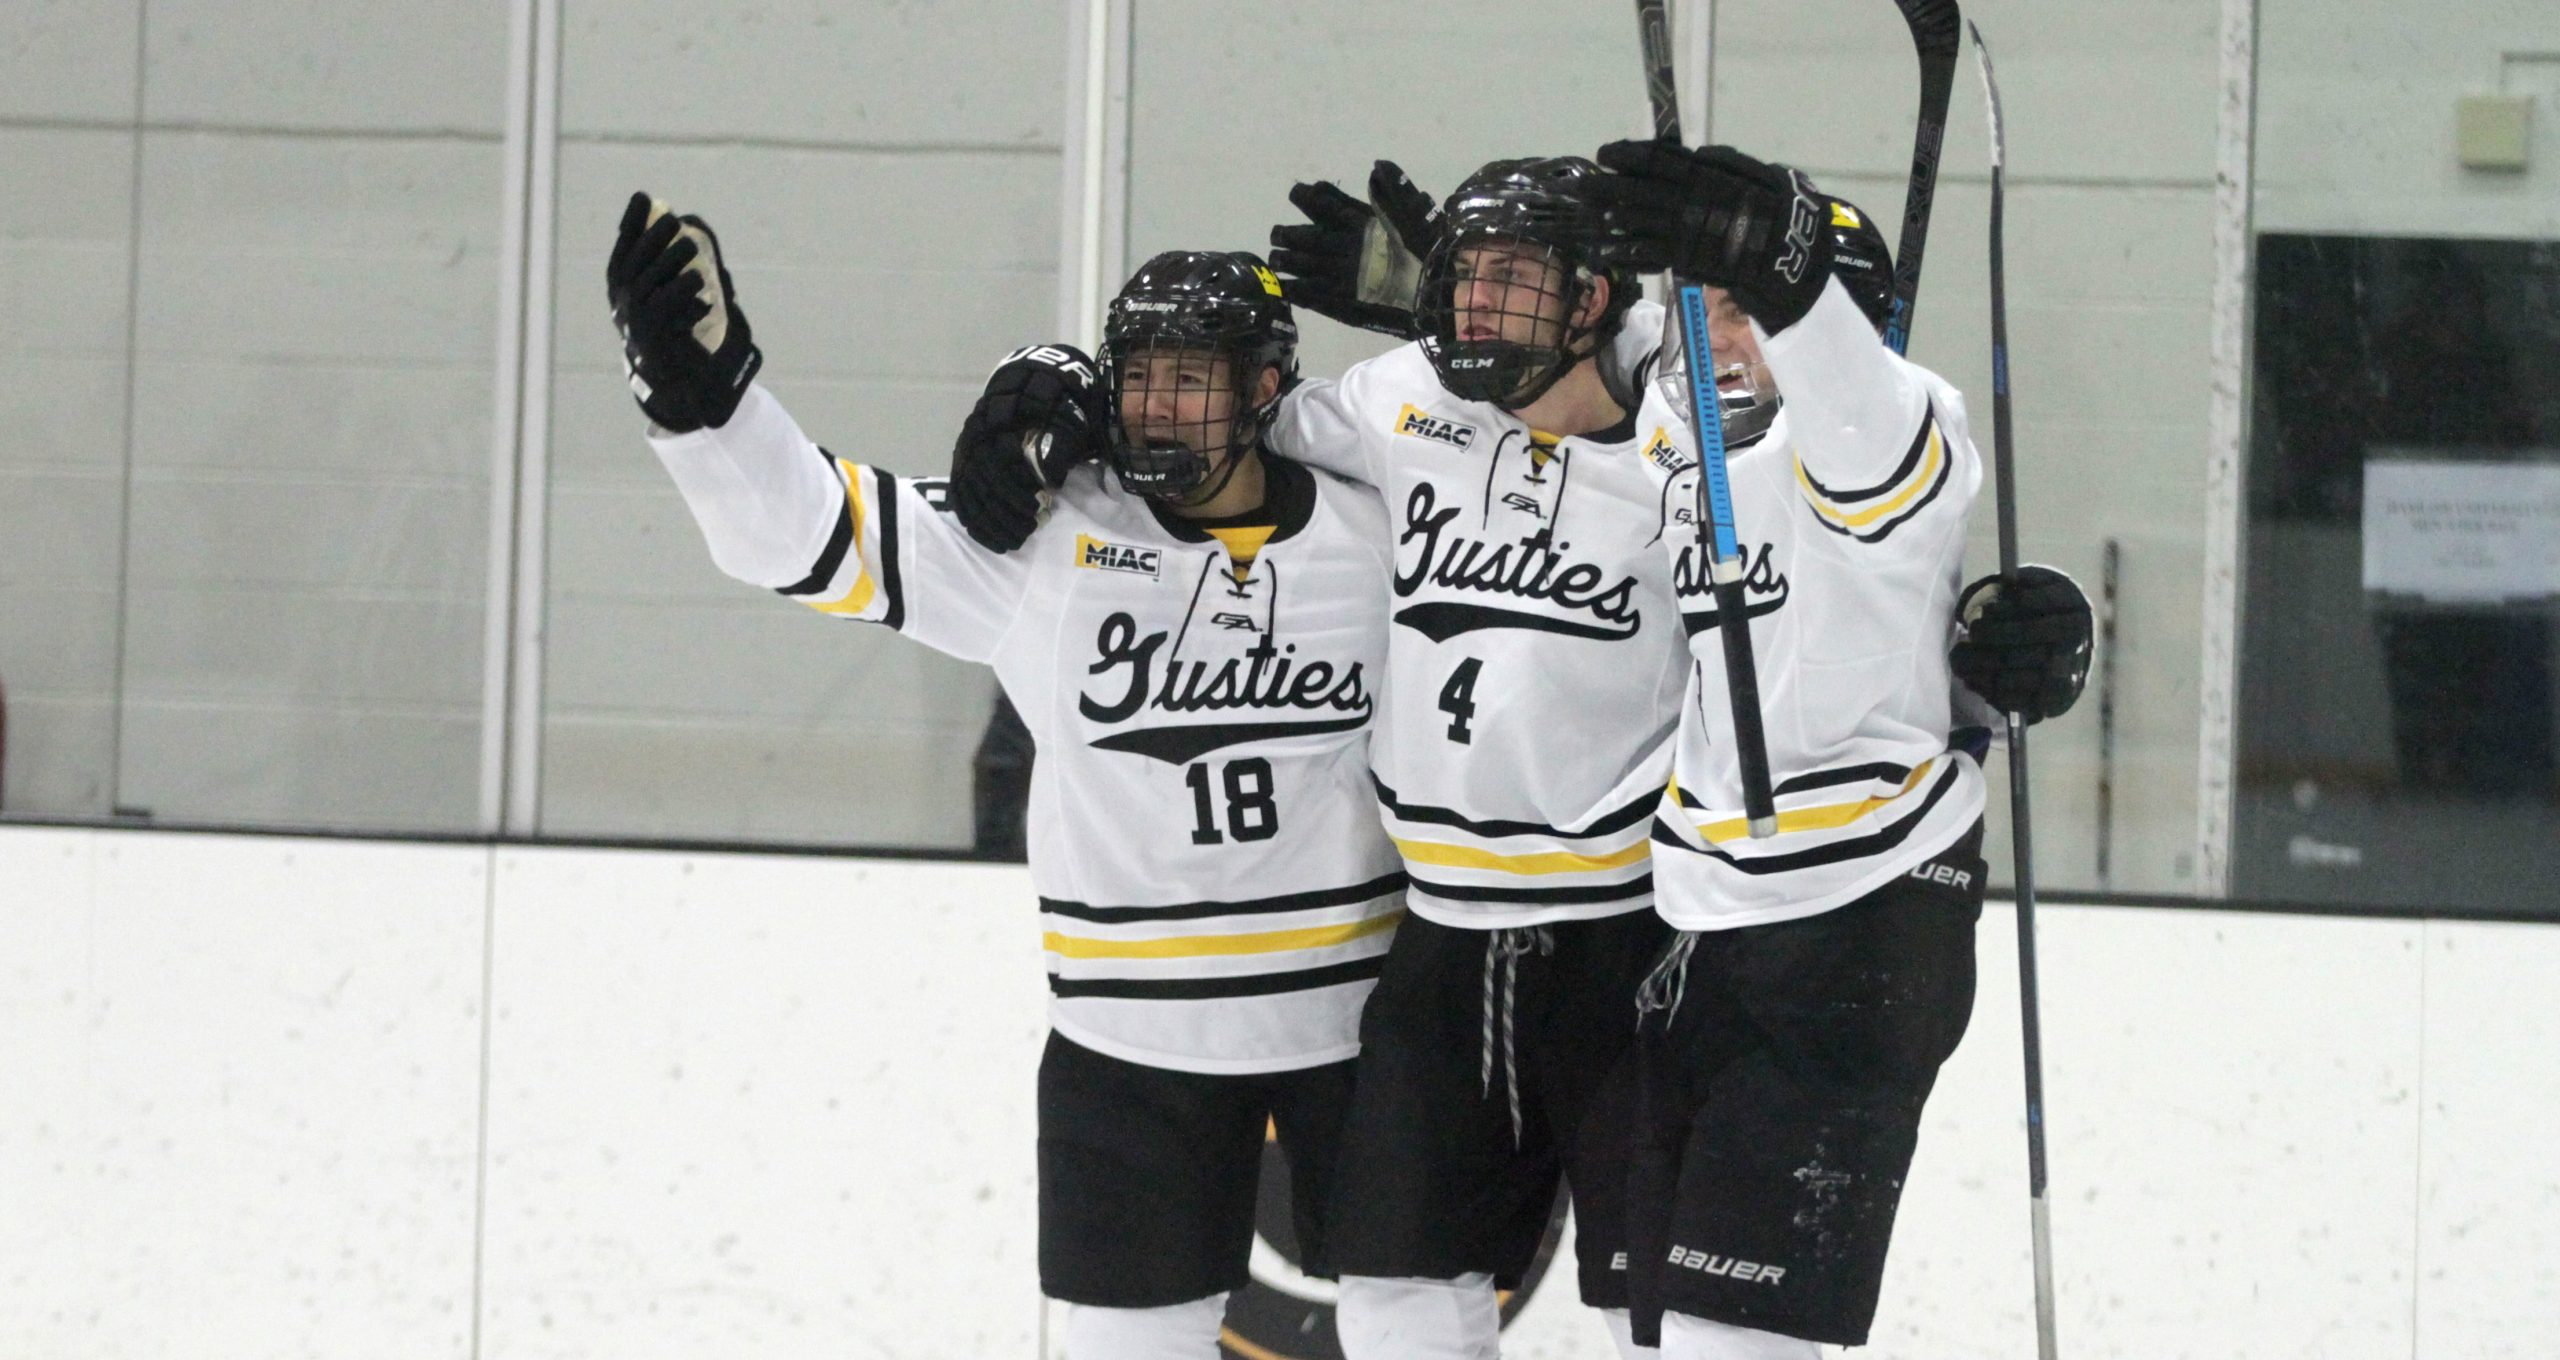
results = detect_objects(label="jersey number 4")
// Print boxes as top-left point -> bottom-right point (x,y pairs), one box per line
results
1186,758 -> 1279,845
1439,659 -> 1483,743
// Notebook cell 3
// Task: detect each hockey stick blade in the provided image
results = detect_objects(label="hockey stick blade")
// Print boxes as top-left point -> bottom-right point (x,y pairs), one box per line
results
1636,0 -> 1681,141
1884,0 -> 1961,356
1971,20 -> 2061,1360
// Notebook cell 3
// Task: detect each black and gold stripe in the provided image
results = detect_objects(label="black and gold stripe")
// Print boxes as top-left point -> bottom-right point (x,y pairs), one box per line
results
1373,777 -> 1659,842
1050,954 -> 1387,1001
776,454 -> 906,630
1042,872 -> 1408,926
1794,404 -> 1952,545
1651,758 -> 1962,875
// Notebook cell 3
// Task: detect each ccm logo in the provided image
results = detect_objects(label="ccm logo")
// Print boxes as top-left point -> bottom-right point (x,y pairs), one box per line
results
1667,1247 -> 1786,1285
1910,862 -> 1974,891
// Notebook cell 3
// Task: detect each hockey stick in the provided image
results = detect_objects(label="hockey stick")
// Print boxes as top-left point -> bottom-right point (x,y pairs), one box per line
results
1970,22 -> 2061,1360
1634,0 -> 1779,838
1885,0 -> 1963,356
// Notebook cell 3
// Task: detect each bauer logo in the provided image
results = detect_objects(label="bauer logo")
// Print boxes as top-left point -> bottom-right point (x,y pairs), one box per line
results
1221,1122 -> 1565,1359
1393,404 -> 1478,450
1667,1245 -> 1788,1286
1076,534 -> 1162,578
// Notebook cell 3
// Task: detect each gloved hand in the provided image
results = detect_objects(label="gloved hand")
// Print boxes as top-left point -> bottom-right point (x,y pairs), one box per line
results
1591,139 -> 1831,333
607,192 -> 763,433
1267,160 -> 1442,339
948,343 -> 1108,553
1953,565 -> 2094,723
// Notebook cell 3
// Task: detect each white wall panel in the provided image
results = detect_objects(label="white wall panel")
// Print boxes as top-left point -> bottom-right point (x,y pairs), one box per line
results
140,0 -> 509,132
0,127 -> 135,817
2030,907 -> 2425,1359
10,827 -> 2560,1358
557,0 -> 1064,146
2415,921 -> 2560,1359
2256,0 -> 2560,237
0,0 -> 140,123
0,828 -> 487,1360
478,847 -> 1048,1359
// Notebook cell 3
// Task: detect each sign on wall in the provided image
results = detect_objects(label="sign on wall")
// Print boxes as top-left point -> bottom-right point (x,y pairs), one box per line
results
2362,458 -> 2560,604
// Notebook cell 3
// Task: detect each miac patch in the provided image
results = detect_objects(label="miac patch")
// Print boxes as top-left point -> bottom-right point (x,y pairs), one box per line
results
1392,404 -> 1478,451
1076,534 -> 1163,578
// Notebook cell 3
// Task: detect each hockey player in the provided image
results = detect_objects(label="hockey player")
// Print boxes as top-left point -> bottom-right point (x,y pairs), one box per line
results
607,197 -> 1404,1360
1590,139 -> 2015,1357
1258,157 -> 1690,1360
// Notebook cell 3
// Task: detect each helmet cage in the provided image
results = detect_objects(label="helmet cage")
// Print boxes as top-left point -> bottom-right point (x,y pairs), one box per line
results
1417,157 -> 1633,410
1098,254 -> 1297,502
1417,231 -> 1601,407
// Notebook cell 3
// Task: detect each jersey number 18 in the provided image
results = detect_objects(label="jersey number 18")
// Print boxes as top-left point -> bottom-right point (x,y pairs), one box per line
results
1186,758 -> 1279,845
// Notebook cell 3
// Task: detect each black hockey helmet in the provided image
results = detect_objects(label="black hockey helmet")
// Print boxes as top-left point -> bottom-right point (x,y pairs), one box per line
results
1822,195 -> 1894,332
1100,249 -> 1300,501
1417,156 -> 1639,409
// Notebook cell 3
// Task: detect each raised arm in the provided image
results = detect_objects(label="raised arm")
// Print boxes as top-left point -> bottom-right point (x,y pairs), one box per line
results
610,192 -> 1034,663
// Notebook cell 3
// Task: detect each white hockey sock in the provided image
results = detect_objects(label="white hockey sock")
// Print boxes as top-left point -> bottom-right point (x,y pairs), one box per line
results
1059,1292 -> 1229,1360
1659,1312 -> 1821,1360
1601,1306 -> 1662,1360
1335,1273 -> 1502,1360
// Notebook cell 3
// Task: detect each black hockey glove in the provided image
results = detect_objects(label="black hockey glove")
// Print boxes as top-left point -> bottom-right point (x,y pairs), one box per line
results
948,343 -> 1108,553
1591,139 -> 1832,333
1953,565 -> 2094,723
607,191 -> 763,433
1267,160 -> 1442,339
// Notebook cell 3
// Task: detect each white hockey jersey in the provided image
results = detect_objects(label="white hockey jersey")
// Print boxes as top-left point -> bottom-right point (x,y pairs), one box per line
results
1270,304 -> 1690,929
1636,282 -> 1987,930
650,383 -> 1404,1075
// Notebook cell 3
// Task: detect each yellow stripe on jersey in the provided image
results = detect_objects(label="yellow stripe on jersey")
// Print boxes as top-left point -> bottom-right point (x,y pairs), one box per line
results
805,457 -> 878,616
1043,909 -> 1401,961
1793,424 -> 1944,532
1391,836 -> 1651,876
1688,759 -> 1939,845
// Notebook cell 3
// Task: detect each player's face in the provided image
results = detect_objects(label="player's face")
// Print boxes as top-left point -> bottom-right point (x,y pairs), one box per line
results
1118,344 -> 1240,457
1449,240 -> 1577,347
1704,286 -> 1777,400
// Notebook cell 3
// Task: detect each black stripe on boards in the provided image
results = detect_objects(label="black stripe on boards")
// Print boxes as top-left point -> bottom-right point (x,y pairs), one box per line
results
1649,760 -> 1962,875
1049,952 -> 1387,1001
1041,872 -> 1410,925
1405,873 -> 1653,907
1798,402 -> 1937,505
873,467 -> 907,630
775,450 -> 858,598
1372,776 -> 1660,842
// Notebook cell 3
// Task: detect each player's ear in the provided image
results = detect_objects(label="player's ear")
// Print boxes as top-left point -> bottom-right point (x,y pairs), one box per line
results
1574,271 -> 1611,330
1253,363 -> 1283,407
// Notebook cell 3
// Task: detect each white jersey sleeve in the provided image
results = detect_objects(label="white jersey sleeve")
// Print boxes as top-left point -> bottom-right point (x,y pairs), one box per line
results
1269,371 -> 1390,488
1758,280 -> 1973,546
649,381 -> 1032,663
